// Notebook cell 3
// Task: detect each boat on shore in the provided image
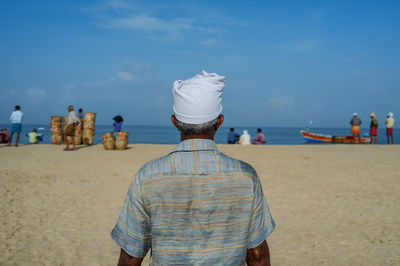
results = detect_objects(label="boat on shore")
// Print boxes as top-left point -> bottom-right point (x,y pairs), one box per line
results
300,130 -> 371,144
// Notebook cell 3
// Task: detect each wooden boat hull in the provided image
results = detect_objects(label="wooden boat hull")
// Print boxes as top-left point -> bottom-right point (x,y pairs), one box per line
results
301,130 -> 370,144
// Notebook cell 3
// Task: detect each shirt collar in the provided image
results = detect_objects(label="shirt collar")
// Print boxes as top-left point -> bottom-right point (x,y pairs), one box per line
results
170,138 -> 217,153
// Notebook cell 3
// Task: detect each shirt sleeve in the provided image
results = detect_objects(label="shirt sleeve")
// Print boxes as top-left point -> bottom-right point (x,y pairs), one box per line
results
247,170 -> 275,248
72,112 -> 80,124
111,175 -> 151,258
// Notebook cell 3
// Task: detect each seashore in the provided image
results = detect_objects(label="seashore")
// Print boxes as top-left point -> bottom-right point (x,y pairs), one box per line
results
0,144 -> 399,265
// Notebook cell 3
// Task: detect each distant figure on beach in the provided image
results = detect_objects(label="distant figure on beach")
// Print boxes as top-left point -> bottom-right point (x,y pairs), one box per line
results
77,108 -> 84,119
369,113 -> 378,144
111,71 -> 275,265
239,130 -> 251,145
252,128 -> 266,145
27,128 -> 43,144
64,105 -> 81,151
227,127 -> 239,144
350,113 -> 362,144
0,128 -> 9,144
385,112 -> 394,144
113,115 -> 123,137
8,105 -> 24,147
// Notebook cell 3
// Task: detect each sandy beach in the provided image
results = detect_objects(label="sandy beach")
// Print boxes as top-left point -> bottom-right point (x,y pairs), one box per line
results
0,143 -> 399,265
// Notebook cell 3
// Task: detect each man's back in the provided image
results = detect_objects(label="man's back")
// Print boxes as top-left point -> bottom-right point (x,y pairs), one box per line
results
112,139 -> 275,265
385,117 -> 394,128
350,117 -> 361,126
10,110 -> 23,124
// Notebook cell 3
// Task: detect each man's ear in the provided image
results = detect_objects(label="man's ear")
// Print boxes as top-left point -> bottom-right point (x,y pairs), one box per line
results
215,115 -> 224,130
171,115 -> 179,129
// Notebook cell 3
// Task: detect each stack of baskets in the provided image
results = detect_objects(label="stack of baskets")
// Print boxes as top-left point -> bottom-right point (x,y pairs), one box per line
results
63,117 -> 83,145
101,132 -> 129,150
50,116 -> 63,144
82,112 -> 96,145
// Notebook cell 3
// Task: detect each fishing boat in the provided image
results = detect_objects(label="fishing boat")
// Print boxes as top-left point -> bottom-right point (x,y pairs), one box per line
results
300,130 -> 371,144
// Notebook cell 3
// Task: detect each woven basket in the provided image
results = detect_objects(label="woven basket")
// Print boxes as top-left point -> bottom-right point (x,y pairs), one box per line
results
50,116 -> 63,144
82,112 -> 96,145
82,130 -> 95,145
102,132 -> 115,150
50,133 -> 62,145
115,132 -> 129,150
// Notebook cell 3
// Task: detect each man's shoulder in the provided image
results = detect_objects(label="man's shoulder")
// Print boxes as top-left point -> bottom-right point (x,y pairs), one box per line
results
218,151 -> 257,174
135,151 -> 257,180
134,153 -> 173,179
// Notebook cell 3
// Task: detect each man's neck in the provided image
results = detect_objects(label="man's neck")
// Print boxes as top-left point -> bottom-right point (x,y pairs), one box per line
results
180,134 -> 214,142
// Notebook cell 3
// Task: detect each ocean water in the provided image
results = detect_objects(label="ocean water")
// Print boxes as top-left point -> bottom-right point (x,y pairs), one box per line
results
0,124 -> 398,145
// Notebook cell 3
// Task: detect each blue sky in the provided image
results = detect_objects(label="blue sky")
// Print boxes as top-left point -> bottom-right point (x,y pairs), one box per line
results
0,0 -> 399,127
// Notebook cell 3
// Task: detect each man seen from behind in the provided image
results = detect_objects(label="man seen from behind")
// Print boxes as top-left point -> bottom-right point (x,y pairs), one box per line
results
111,71 -> 275,265
8,105 -> 24,147
350,113 -> 362,144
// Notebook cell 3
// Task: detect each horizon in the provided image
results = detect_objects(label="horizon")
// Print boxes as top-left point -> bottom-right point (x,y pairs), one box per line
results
1,122 -> 398,130
1,0 -> 399,127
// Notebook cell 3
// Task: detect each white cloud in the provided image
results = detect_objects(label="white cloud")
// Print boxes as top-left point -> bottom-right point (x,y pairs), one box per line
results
25,88 -> 46,104
104,15 -> 193,40
116,71 -> 134,82
267,96 -> 294,111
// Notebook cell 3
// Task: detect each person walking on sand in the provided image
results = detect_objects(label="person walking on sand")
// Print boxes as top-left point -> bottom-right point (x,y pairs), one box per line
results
252,128 -> 266,145
239,130 -> 251,145
370,113 -> 378,144
350,113 -> 362,144
111,71 -> 275,265
385,112 -> 395,144
8,105 -> 24,147
64,105 -> 81,151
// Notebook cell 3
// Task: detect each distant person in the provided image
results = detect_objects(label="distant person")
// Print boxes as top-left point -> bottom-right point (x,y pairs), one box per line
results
8,105 -> 24,147
227,127 -> 240,144
385,112 -> 394,144
369,113 -> 378,144
77,108 -> 84,119
113,115 -> 123,137
0,128 -> 9,144
252,128 -> 266,145
350,113 -> 362,144
27,128 -> 43,144
239,130 -> 251,145
64,105 -> 81,151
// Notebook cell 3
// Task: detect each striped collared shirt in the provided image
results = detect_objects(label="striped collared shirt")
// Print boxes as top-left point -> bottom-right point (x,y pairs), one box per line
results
111,139 -> 275,265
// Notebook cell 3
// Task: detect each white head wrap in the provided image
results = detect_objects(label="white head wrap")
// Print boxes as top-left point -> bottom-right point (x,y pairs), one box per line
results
353,113 -> 358,116
388,112 -> 394,117
173,70 -> 225,124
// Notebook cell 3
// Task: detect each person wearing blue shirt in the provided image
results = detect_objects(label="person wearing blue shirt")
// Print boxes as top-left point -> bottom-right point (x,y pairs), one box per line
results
227,127 -> 240,144
8,105 -> 24,147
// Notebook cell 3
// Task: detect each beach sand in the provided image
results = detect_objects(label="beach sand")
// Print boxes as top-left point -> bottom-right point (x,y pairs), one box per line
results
0,144 -> 399,265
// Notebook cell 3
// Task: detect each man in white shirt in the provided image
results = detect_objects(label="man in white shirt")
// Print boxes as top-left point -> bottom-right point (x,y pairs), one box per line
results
239,130 -> 251,145
8,105 -> 24,147
385,112 -> 395,144
64,105 -> 81,151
